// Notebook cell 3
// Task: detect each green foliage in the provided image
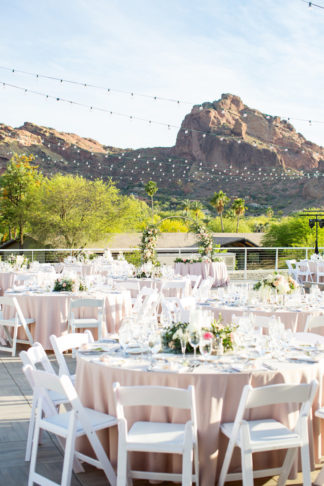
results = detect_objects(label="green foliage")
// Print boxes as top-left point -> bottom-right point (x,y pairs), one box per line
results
144,180 -> 158,219
231,198 -> 247,233
262,215 -> 323,247
159,219 -> 189,232
210,190 -> 230,232
0,153 -> 42,247
123,250 -> 142,267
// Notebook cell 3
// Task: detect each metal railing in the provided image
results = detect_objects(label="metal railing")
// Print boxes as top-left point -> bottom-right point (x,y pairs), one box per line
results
0,246 -> 322,280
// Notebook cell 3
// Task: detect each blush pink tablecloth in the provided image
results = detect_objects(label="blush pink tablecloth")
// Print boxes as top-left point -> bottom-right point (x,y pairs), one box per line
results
115,278 -> 191,299
174,262 -> 229,287
0,272 -> 16,295
3,291 -> 132,349
76,357 -> 323,486
208,304 -> 323,333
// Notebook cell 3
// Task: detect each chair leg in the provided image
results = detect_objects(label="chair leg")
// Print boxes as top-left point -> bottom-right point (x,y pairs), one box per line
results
218,437 -> 236,486
240,448 -> 253,486
12,324 -> 18,357
300,443 -> 312,486
182,448 -> 193,486
277,448 -> 297,486
28,412 -> 42,486
193,442 -> 199,485
117,444 -> 128,486
61,416 -> 77,486
25,397 -> 37,461
87,429 -> 116,486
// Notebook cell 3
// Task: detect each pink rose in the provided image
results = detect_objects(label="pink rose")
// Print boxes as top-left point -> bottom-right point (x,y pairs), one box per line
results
203,332 -> 213,340
63,283 -> 66,287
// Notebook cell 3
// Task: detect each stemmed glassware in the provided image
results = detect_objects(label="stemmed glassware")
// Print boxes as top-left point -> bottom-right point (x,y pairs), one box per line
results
147,331 -> 161,368
199,332 -> 213,359
189,330 -> 200,362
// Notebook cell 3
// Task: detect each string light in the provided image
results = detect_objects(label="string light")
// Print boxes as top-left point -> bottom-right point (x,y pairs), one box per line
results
1,65 -> 324,126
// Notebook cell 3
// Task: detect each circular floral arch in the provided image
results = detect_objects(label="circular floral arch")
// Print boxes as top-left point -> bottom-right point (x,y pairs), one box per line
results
140,216 -> 215,265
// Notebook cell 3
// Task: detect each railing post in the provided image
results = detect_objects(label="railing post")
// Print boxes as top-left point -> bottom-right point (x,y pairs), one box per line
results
275,248 -> 278,272
31,250 -> 34,262
244,248 -> 247,280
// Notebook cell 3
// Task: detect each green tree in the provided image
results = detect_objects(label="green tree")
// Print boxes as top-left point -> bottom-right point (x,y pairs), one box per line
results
0,153 -> 42,248
144,180 -> 158,220
210,190 -> 230,232
262,215 -> 322,247
266,206 -> 274,219
181,199 -> 192,217
30,174 -> 132,247
232,198 -> 247,233
190,200 -> 204,221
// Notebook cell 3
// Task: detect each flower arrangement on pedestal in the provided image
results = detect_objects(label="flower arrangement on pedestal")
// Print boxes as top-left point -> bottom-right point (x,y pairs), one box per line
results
253,273 -> 299,295
140,224 -> 160,266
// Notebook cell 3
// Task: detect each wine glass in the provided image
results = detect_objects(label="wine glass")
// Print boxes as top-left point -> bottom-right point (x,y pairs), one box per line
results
179,330 -> 188,361
189,330 -> 200,362
199,333 -> 213,360
148,331 -> 161,368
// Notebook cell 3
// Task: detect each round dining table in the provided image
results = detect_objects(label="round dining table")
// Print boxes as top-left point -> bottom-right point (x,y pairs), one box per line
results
76,349 -> 323,486
3,289 -> 132,349
174,261 -> 229,287
204,301 -> 324,333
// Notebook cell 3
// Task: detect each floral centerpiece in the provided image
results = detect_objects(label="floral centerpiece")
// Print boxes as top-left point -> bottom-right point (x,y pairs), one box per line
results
140,224 -> 160,266
253,273 -> 299,295
7,253 -> 29,269
53,278 -> 88,292
175,255 -> 222,264
161,315 -> 235,354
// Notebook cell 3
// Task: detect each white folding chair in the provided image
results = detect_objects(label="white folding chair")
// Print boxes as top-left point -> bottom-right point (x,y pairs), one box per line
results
131,286 -> 155,317
114,281 -> 140,302
218,380 -> 318,486
304,314 -> 324,333
161,280 -> 188,299
316,262 -> 324,285
13,273 -> 35,287
20,343 -> 68,462
0,296 -> 34,356
25,365 -> 117,486
194,277 -> 214,301
186,275 -> 202,292
285,260 -> 298,281
68,298 -> 105,341
113,382 -> 199,486
50,330 -> 94,382
295,261 -> 313,284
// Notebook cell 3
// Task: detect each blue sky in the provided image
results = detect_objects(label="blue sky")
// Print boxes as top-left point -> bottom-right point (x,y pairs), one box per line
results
0,0 -> 323,148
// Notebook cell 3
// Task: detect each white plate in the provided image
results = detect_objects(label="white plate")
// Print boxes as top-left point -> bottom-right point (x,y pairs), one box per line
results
126,346 -> 148,354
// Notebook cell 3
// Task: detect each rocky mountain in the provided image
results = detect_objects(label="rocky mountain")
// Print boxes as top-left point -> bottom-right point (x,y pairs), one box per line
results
0,93 -> 323,212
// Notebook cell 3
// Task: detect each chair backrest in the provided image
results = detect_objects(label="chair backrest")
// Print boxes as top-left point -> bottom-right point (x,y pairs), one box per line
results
23,365 -> 80,413
251,314 -> 278,329
70,298 -> 104,310
141,291 -> 159,317
230,381 -> 318,445
161,281 -> 187,290
286,260 -> 296,272
20,342 -> 56,375
304,315 -> 324,332
296,261 -> 310,273
187,275 -> 202,291
0,296 -> 28,326
115,281 -> 140,292
50,330 -> 94,377
113,382 -> 197,435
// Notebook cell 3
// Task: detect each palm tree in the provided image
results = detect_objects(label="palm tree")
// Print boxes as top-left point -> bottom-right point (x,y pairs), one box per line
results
190,200 -> 204,221
210,190 -> 230,232
144,180 -> 158,220
181,199 -> 192,217
232,198 -> 247,233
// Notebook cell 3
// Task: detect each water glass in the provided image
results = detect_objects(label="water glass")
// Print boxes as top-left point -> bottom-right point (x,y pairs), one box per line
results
189,330 -> 200,361
199,334 -> 213,359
